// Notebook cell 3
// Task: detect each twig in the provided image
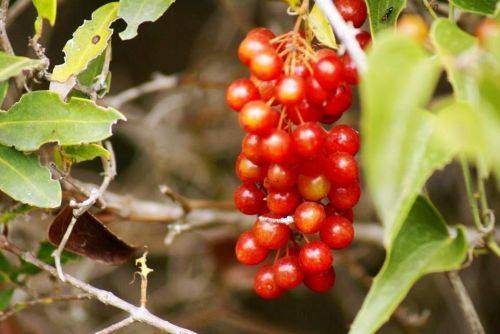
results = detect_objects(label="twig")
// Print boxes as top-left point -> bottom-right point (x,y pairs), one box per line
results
95,316 -> 135,334
0,0 -> 14,55
0,236 -> 196,334
446,271 -> 485,334
314,0 -> 367,73
6,0 -> 30,26
422,0 -> 438,19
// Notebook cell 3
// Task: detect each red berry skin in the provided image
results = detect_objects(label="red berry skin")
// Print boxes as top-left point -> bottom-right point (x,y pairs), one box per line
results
316,48 -> 338,60
292,63 -> 311,78
226,78 -> 260,111
341,54 -> 359,85
254,265 -> 284,299
323,83 -> 352,121
250,48 -> 283,81
275,75 -> 306,105
305,76 -> 331,106
235,154 -> 266,183
324,151 -> 359,186
242,133 -> 264,165
297,174 -> 331,201
234,183 -> 265,215
235,231 -> 269,265
334,0 -> 367,28
325,204 -> 354,222
267,189 -> 301,216
239,100 -> 279,135
328,182 -> 361,210
294,202 -> 326,234
289,99 -> 323,125
292,122 -> 325,159
252,219 -> 291,250
304,267 -> 336,293
299,241 -> 333,274
356,31 -> 372,50
325,125 -> 360,155
251,76 -> 278,102
313,56 -> 343,90
320,215 -> 354,249
247,27 -> 275,40
261,129 -> 293,164
266,163 -> 298,190
274,256 -> 304,289
238,35 -> 271,65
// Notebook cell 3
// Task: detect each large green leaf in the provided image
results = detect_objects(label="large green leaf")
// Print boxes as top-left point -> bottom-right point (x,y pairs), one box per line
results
0,52 -> 42,82
0,146 -> 61,208
450,0 -> 498,15
350,197 -> 468,334
308,4 -> 337,49
119,0 -> 175,40
366,0 -> 406,35
0,91 -> 125,151
51,2 -> 119,82
33,0 -> 57,37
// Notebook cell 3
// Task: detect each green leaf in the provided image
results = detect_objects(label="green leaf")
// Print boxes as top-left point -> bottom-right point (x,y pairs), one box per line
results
0,145 -> 61,208
33,0 -> 57,37
119,0 -> 175,40
0,289 -> 13,311
51,2 -> 119,82
308,4 -> 337,49
0,204 -> 32,225
361,33 -> 450,243
449,0 -> 498,15
366,0 -> 406,35
0,91 -> 125,151
350,197 -> 468,334
62,144 -> 110,163
0,52 -> 42,82
77,50 -> 107,88
0,252 -> 13,283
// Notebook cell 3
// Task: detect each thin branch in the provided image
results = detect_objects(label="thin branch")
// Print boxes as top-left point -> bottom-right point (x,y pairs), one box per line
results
6,0 -> 30,26
0,0 -> 14,55
95,316 -> 135,334
422,0 -> 439,19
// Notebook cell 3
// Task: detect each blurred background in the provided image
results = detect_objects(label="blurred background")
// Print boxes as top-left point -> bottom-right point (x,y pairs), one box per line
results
1,0 -> 499,333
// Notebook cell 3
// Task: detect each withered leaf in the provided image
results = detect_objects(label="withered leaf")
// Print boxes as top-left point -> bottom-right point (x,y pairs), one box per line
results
49,206 -> 138,265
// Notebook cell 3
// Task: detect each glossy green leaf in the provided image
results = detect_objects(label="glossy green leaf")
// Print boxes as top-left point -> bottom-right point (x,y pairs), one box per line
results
308,4 -> 337,49
0,145 -> 60,208
366,0 -> 406,35
450,0 -> 498,15
51,2 -> 119,82
62,144 -> 110,163
0,289 -> 13,311
350,197 -> 468,334
119,0 -> 175,40
0,52 -> 42,82
0,91 -> 125,151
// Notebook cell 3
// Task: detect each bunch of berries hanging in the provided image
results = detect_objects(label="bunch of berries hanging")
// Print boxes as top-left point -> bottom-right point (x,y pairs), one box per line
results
227,0 -> 369,299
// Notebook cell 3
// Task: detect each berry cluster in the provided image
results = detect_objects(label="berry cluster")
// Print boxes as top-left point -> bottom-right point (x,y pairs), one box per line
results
228,1 -> 368,299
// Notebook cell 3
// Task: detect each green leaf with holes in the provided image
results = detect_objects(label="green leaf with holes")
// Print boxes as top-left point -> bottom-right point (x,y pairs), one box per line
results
450,0 -> 498,15
51,2 -> 119,82
119,0 -> 175,40
366,0 -> 406,35
308,4 -> 337,48
62,144 -> 110,163
350,197 -> 468,334
0,91 -> 125,151
0,145 -> 61,208
0,52 -> 42,81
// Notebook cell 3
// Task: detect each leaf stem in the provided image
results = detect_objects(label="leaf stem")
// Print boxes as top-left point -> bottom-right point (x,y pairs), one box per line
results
448,2 -> 455,21
459,157 -> 483,231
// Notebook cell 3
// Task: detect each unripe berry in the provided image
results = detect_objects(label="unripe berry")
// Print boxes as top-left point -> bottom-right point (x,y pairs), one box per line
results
226,78 -> 260,111
324,151 -> 358,186
250,48 -> 283,81
294,201 -> 326,234
235,231 -> 269,265
291,122 -> 325,159
254,265 -> 284,299
328,182 -> 361,210
320,215 -> 354,249
304,267 -> 336,293
261,129 -> 293,163
397,14 -> 429,44
313,56 -> 343,90
239,100 -> 279,135
275,75 -> 306,105
234,183 -> 265,215
297,174 -> 331,201
273,256 -> 304,289
325,125 -> 360,155
334,0 -> 367,28
299,241 -> 333,274
267,189 -> 301,215
252,218 -> 291,249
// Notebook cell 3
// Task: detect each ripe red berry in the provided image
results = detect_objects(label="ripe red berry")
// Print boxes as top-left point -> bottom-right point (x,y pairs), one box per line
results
292,62 -> 310,78
252,218 -> 291,249
299,155 -> 327,176
242,133 -> 264,165
334,0 -> 367,28
254,265 -> 284,299
324,151 -> 358,185
316,48 -> 338,60
356,31 -> 372,50
297,174 -> 331,201
226,78 -> 260,111
299,241 -> 333,274
239,100 -> 279,135
313,56 -> 343,90
261,129 -> 293,163
234,183 -> 265,215
266,163 -> 298,190
292,122 -> 325,159
267,189 -> 301,215
247,27 -> 275,40
275,75 -> 306,105
235,154 -> 265,183
325,204 -> 354,222
328,182 -> 361,210
235,231 -> 269,265
325,125 -> 360,155
323,83 -> 352,121
304,267 -> 336,293
288,99 -> 323,125
273,256 -> 304,289
320,215 -> 354,249
341,54 -> 358,85
305,76 -> 330,105
238,35 -> 271,65
250,48 -> 283,81
294,202 -> 326,234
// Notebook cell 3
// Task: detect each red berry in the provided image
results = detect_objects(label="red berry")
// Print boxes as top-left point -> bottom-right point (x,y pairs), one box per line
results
292,122 -> 325,159
316,48 -> 338,60
313,56 -> 343,90
235,231 -> 269,265
305,76 -> 331,105
238,35 -> 271,65
325,125 -> 360,155
304,267 -> 336,293
266,163 -> 298,190
320,215 -> 354,249
254,265 -> 284,299
328,182 -> 361,210
252,218 -> 291,249
226,78 -> 260,111
275,75 -> 306,105
273,256 -> 304,289
250,76 -> 278,102
294,202 -> 326,234
239,100 -> 279,135
261,129 -> 293,163
341,54 -> 358,85
325,204 -> 354,222
247,27 -> 275,40
297,174 -> 331,201
299,241 -> 333,274
235,154 -> 265,183
250,48 -> 283,81
323,83 -> 352,121
292,62 -> 311,78
356,31 -> 372,50
267,189 -> 301,215
234,183 -> 265,215
324,151 -> 358,185
299,155 -> 327,176
242,133 -> 264,165
334,0 -> 367,28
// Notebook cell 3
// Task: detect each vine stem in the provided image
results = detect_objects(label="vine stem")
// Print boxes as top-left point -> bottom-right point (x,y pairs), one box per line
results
459,157 -> 483,231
